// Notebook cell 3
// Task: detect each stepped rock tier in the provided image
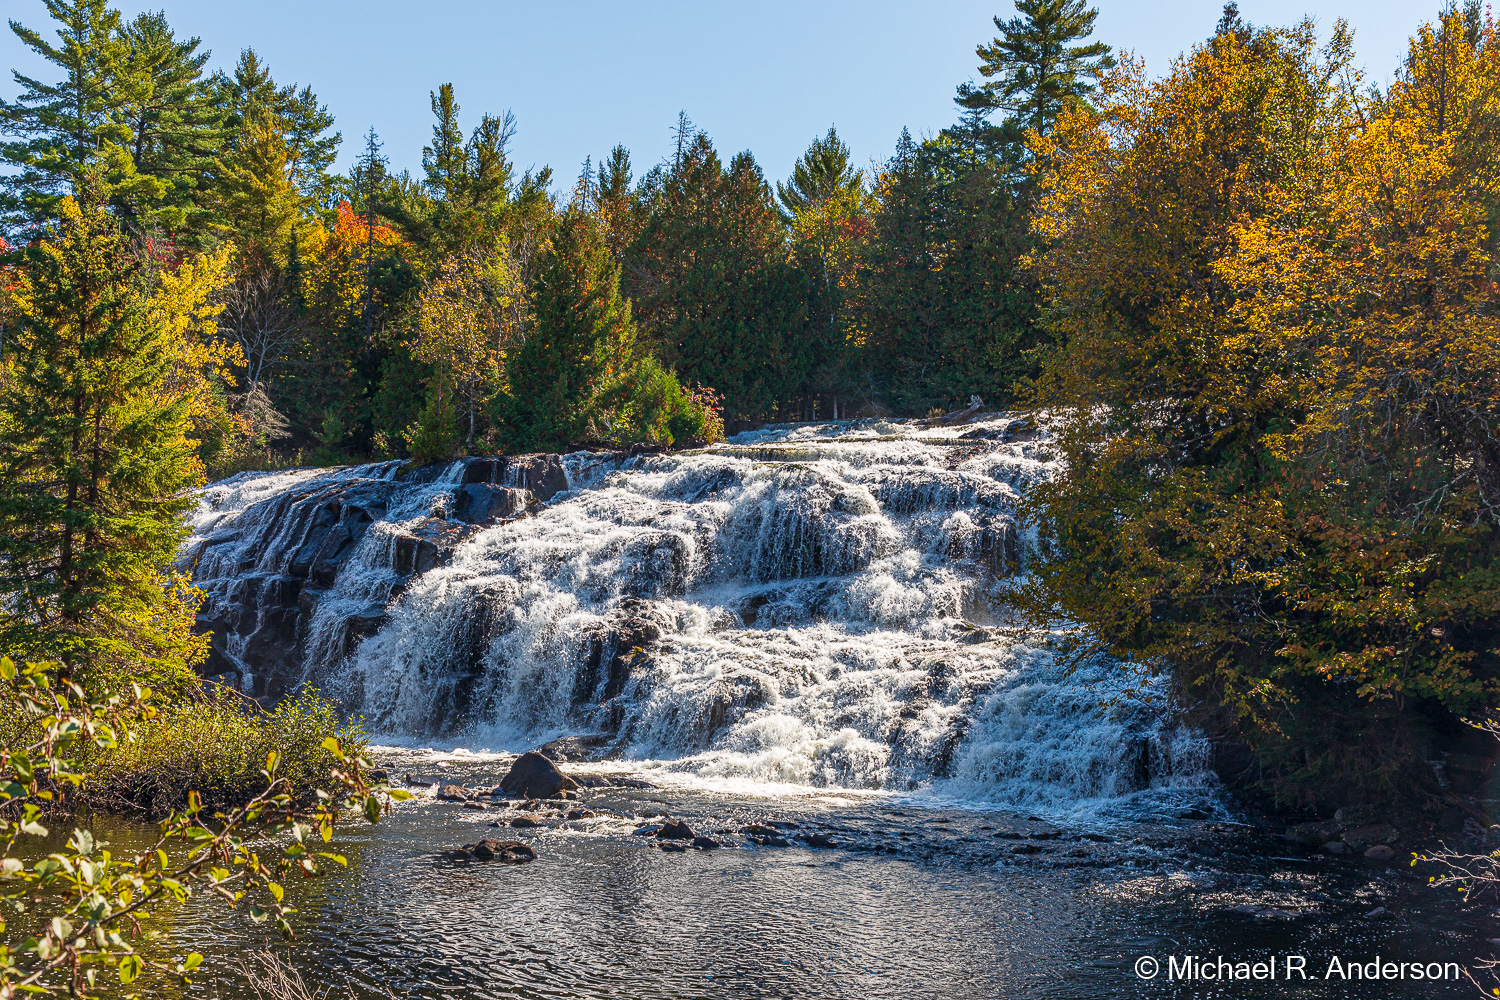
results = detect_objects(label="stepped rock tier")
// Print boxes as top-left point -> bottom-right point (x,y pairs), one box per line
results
183,417 -> 1217,821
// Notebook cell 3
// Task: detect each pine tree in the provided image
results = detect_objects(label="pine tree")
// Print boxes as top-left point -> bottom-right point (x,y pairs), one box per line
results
215,49 -> 340,206
117,11 -> 222,239
355,129 -> 388,341
466,110 -> 516,213
960,0 -> 1114,136
0,196 -> 214,679
0,0 -> 137,228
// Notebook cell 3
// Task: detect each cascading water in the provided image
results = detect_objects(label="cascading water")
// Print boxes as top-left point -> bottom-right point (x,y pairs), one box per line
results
184,417 -> 1218,822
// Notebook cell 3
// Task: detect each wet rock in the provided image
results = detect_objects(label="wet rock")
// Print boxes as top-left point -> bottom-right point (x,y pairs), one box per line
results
633,824 -> 664,837
657,820 -> 696,840
1079,833 -> 1113,843
799,833 -> 838,848
510,814 -> 543,828
1228,905 -> 1297,919
366,768 -> 390,784
454,484 -> 529,524
1322,841 -> 1349,855
660,842 -> 689,853
1364,906 -> 1390,920
505,454 -> 569,502
692,836 -> 720,850
466,839 -> 536,863
405,774 -> 437,787
532,734 -> 617,762
462,801 -> 489,811
1364,845 -> 1397,863
741,823 -> 781,837
1343,824 -> 1399,851
499,752 -> 579,799
1009,843 -> 1042,855
745,832 -> 790,847
437,784 -> 474,801
566,809 -> 597,821
572,775 -> 656,789
1287,821 -> 1343,846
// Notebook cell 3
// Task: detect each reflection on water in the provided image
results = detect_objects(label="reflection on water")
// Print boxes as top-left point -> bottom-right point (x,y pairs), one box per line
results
59,750 -> 1483,999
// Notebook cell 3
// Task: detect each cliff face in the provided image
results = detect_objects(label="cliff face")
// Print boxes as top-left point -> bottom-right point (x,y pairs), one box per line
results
183,454 -> 577,701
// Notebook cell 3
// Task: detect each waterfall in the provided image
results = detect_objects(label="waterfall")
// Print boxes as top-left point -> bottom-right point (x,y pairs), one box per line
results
184,418 -> 1218,821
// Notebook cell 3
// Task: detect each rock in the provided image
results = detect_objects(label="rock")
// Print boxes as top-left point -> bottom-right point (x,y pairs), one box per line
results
366,768 -> 390,784
405,774 -> 437,787
1364,845 -> 1397,863
531,734 -> 617,762
741,823 -> 780,836
510,814 -> 543,828
462,801 -> 489,811
1079,833 -> 1114,843
1009,843 -> 1042,855
691,837 -> 720,850
1287,820 -> 1343,845
437,784 -> 473,801
1343,824 -> 1399,851
505,454 -> 569,502
1322,841 -> 1349,855
466,838 -> 536,863
454,484 -> 529,524
660,842 -> 689,853
799,833 -> 837,848
1364,906 -> 1390,920
1335,805 -> 1378,826
748,834 -> 790,847
657,820 -> 695,840
566,809 -> 596,821
632,824 -> 663,837
553,789 -> 577,801
499,752 -> 579,799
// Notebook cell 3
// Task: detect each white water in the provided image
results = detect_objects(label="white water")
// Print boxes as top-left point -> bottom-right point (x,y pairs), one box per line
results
186,418 -> 1219,823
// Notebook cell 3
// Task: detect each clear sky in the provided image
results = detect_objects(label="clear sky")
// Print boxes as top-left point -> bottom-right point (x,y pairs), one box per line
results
2,0 -> 1431,191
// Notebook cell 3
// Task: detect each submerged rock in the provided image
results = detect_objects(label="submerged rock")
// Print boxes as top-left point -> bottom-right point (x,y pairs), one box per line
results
499,752 -> 579,799
692,836 -> 720,850
437,784 -> 474,801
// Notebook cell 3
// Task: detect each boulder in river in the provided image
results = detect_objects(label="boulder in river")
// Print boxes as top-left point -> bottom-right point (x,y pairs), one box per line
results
465,839 -> 536,862
437,784 -> 474,801
692,836 -> 720,849
499,752 -> 579,799
1342,824 -> 1399,851
657,820 -> 695,840
511,814 -> 543,828
1364,845 -> 1397,863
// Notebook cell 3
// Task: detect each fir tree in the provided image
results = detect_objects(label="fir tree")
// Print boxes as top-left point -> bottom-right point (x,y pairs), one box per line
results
215,49 -> 340,205
0,196 -> 211,678
502,208 -> 636,450
777,126 -> 863,218
423,83 -> 466,205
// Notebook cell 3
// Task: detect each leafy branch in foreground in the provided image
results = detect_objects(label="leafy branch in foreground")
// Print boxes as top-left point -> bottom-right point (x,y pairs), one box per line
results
0,656 -> 409,998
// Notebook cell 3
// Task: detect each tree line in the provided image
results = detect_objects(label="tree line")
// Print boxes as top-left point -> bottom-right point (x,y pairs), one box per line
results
5,0 -> 1499,815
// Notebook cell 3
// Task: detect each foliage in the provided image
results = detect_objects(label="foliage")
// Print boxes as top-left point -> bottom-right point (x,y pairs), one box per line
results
0,656 -> 400,997
0,197 -> 228,681
1016,7 -> 1500,808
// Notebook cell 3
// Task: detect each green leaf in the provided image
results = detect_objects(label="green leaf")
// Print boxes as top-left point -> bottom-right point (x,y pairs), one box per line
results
265,751 -> 280,775
364,794 -> 381,824
183,953 -> 202,972
0,658 -> 14,681
387,789 -> 414,801
10,752 -> 32,782
267,882 -> 284,903
118,954 -> 142,984
314,852 -> 347,867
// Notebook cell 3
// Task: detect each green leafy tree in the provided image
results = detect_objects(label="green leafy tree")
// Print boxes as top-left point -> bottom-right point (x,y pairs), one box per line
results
501,207 -> 638,449
214,49 -> 340,208
0,197 -> 211,679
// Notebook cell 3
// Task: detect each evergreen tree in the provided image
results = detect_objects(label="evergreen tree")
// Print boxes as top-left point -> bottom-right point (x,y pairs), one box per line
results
626,132 -> 810,422
215,49 -> 340,206
423,83 -> 466,205
117,11 -> 222,240
0,196 -> 211,678
0,0 -> 136,229
466,110 -> 516,212
501,208 -> 636,450
959,0 -> 1114,136
777,126 -> 863,218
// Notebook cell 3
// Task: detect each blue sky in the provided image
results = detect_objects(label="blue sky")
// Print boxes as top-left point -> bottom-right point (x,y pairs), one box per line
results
3,0 -> 1430,190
